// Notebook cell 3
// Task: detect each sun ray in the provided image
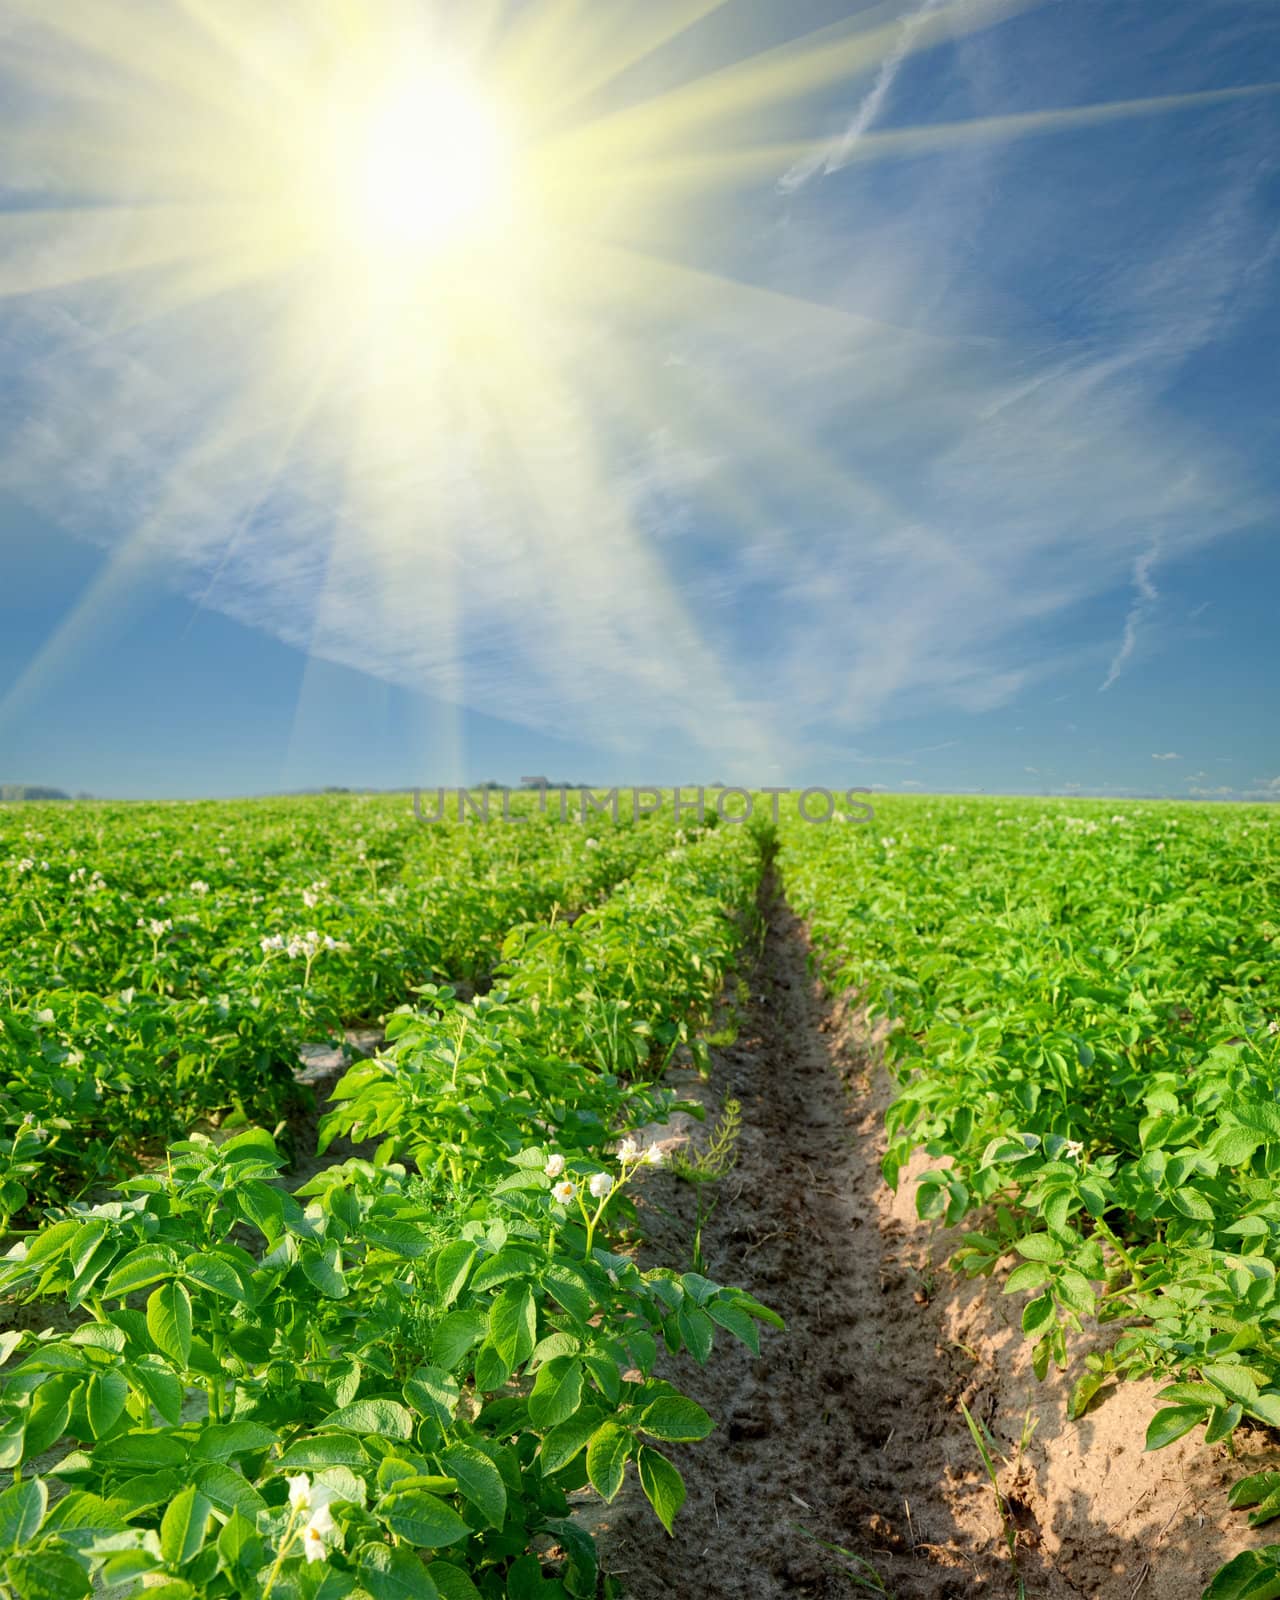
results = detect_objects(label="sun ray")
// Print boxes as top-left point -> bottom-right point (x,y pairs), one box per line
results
569,298 -> 981,593
296,267 -> 489,740
585,340 -> 1008,731
182,317 -> 356,643
0,203 -> 288,303
498,333 -> 776,762
495,0 -> 733,129
0,360 -> 310,739
1,0 -> 271,131
589,80 -> 1280,196
546,232 -> 994,353
560,317 -> 791,572
166,0 -> 285,74
550,280 -> 1000,659
538,0 -> 1034,169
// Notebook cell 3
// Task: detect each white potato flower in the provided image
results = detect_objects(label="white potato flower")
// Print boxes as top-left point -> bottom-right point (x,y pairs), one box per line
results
287,1473 -> 311,1512
588,1172 -> 614,1200
644,1144 -> 665,1167
544,1153 -> 566,1178
615,1137 -> 641,1163
301,1524 -> 328,1563
189,880 -> 210,895
551,1180 -> 576,1205
1063,1139 -> 1084,1161
306,1504 -> 337,1541
36,1009 -> 54,1026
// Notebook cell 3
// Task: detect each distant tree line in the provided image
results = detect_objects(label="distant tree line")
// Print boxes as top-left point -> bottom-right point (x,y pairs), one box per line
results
0,784 -> 86,802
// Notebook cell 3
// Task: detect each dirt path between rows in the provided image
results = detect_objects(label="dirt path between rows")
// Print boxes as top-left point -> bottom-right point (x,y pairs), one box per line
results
601,877 -> 1273,1599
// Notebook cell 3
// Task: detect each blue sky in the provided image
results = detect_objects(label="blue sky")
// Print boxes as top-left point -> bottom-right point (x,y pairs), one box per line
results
0,0 -> 1277,801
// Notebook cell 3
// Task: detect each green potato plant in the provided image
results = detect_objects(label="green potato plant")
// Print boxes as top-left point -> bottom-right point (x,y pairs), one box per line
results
781,794 -> 1280,1598
0,799 -> 682,1210
0,1129 -> 778,1597
0,806 -> 780,1598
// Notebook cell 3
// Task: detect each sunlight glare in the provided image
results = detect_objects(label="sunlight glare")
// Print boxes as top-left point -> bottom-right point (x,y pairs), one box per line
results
338,71 -> 514,257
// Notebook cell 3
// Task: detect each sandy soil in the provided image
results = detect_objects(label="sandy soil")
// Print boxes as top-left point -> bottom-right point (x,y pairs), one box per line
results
601,878 -> 1275,1599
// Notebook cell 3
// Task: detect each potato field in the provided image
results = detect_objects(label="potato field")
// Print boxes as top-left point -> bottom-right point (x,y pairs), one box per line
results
1,793 -> 1278,1600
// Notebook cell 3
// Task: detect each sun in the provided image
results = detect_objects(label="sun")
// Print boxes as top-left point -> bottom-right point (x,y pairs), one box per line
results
332,69 -> 515,260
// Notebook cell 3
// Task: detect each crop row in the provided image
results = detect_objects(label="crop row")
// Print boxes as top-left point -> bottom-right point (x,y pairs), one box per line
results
1,797 -> 673,1003
0,820 -> 779,1599
0,801 -> 680,1220
780,795 -> 1280,1597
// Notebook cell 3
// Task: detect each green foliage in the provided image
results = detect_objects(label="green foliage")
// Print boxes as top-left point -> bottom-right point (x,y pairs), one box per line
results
0,807 -> 781,1596
0,797 -> 681,1209
671,1099 -> 743,1275
960,1400 -> 1023,1594
0,1129 -> 778,1595
671,1099 -> 741,1186
781,794 -> 1280,1599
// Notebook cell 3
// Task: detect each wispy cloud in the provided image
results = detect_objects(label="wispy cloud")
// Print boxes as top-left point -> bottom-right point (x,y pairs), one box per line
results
1187,781 -> 1280,802
1101,541 -> 1161,691
778,0 -> 950,193
1151,751 -> 1181,761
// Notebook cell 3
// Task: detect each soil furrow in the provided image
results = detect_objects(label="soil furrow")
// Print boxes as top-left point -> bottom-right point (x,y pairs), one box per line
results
603,877 -> 1266,1599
